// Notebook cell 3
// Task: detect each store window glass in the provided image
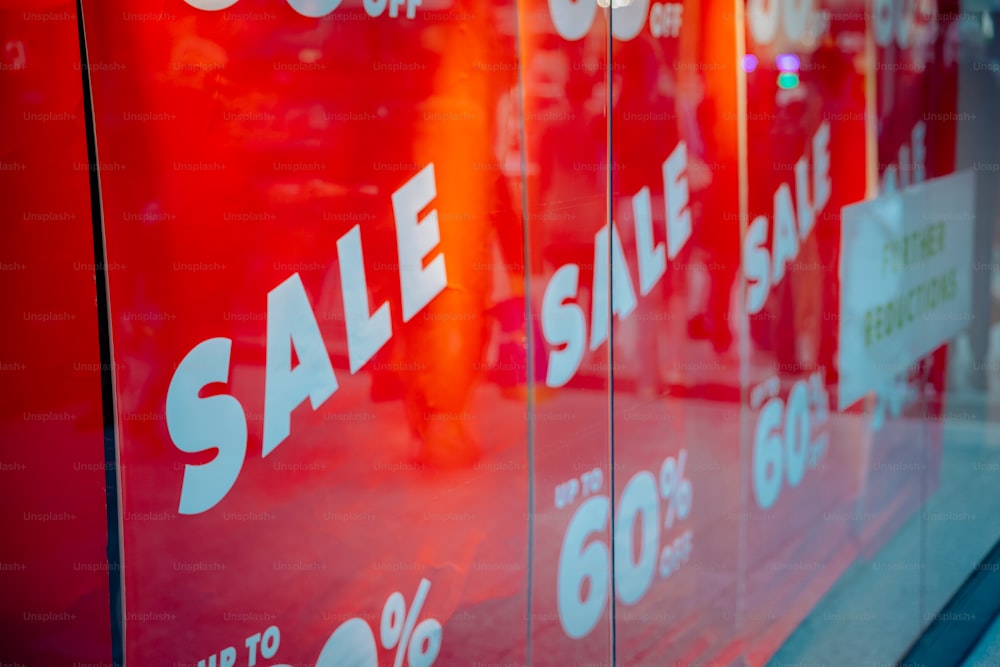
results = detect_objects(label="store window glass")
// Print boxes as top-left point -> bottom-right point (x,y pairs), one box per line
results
4,0 -> 1000,665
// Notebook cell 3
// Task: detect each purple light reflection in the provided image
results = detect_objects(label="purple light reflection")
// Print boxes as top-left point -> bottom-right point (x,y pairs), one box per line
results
776,53 -> 800,72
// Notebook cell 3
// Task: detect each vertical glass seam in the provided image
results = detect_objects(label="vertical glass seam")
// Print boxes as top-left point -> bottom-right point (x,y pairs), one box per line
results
74,1 -> 125,664
606,10 -> 617,665
510,4 -> 536,663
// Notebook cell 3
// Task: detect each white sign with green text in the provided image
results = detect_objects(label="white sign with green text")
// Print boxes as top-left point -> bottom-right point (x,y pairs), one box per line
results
838,170 -> 975,410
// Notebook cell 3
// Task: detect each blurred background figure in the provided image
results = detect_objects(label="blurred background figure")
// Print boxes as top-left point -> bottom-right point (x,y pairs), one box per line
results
677,70 -> 738,357
949,11 -> 1000,403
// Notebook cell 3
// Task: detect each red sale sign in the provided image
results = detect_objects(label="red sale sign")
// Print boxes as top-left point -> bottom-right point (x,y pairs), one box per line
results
82,0 -> 533,664
738,0 -> 871,662
514,0 -> 750,662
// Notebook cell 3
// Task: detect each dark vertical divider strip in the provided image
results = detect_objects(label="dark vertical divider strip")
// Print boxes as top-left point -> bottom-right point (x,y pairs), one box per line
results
74,2 -> 125,665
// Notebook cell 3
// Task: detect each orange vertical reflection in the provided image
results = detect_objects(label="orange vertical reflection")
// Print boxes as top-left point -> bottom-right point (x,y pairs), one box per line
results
401,4 -> 510,466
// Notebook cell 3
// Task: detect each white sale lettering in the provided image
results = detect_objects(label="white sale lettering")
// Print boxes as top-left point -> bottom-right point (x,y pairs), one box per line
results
749,371 -> 830,510
166,337 -> 247,516
338,226 -> 392,374
393,163 -> 447,322
184,0 -> 424,20
555,451 -> 694,639
633,187 -> 665,295
881,121 -> 926,194
261,273 -> 339,458
747,0 -> 827,49
547,0 -> 682,42
542,265 -> 587,389
540,141 -> 693,388
743,122 -> 831,315
589,222 -> 638,351
166,164 -> 445,515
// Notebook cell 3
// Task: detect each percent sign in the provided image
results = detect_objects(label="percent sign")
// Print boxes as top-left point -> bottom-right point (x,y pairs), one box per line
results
659,449 -> 692,529
316,579 -> 442,667
615,448 -> 694,603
